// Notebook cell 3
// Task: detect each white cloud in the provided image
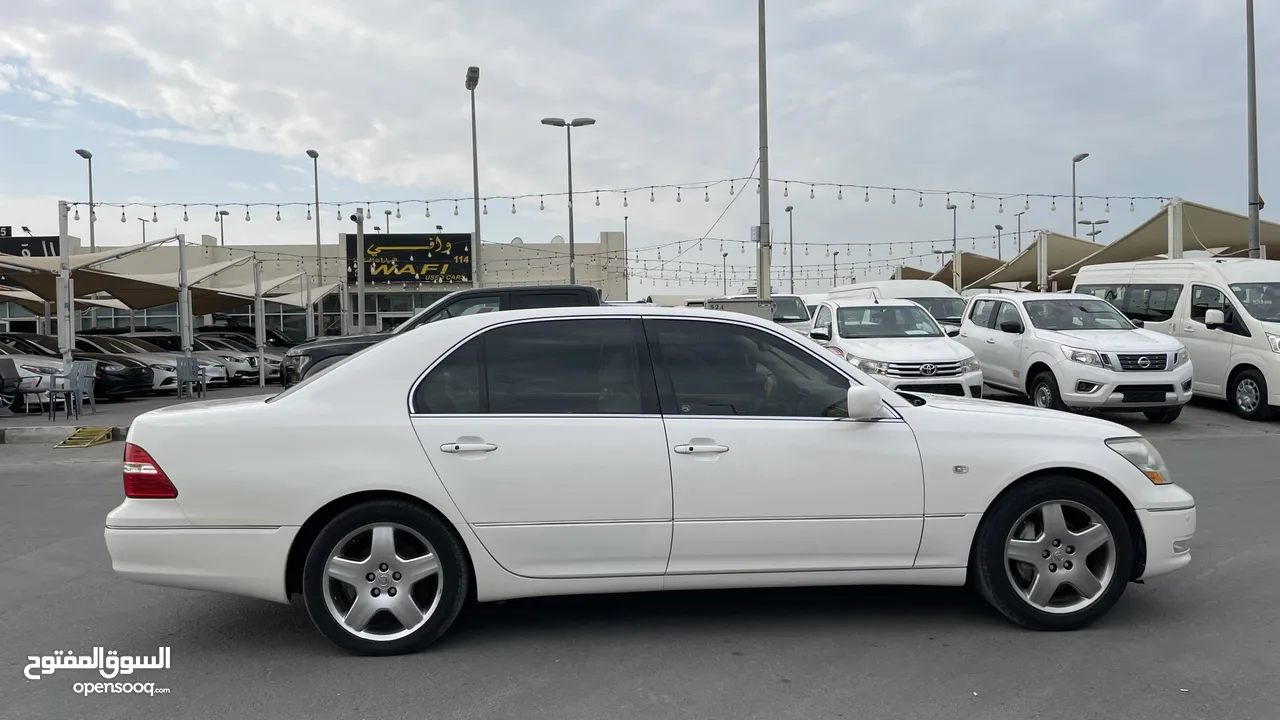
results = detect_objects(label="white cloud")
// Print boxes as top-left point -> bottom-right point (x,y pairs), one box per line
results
0,0 -> 1277,296
119,150 -> 179,173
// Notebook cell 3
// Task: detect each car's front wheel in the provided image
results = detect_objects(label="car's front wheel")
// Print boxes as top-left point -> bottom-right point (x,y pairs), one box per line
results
972,477 -> 1134,631
1143,405 -> 1183,424
301,500 -> 470,655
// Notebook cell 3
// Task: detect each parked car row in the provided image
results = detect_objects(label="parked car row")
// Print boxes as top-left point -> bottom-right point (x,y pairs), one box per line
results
0,326 -> 285,409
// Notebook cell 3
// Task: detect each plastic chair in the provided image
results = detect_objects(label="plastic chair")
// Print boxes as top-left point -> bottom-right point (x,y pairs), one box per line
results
175,357 -> 207,399
46,362 -> 83,421
0,359 -> 51,415
71,359 -> 98,415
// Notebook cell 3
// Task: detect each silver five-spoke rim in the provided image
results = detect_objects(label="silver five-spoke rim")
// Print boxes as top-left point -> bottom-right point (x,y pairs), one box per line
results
1033,384 -> 1053,408
1005,500 -> 1115,614
322,522 -> 444,641
1236,378 -> 1261,414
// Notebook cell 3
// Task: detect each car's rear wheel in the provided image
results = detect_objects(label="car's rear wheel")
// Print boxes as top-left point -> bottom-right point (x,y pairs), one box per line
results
972,477 -> 1133,631
1143,405 -> 1183,423
1228,368 -> 1272,421
301,500 -> 470,655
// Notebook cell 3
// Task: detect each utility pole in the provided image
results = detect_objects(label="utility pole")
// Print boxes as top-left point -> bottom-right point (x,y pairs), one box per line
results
756,0 -> 772,301
1246,0 -> 1262,258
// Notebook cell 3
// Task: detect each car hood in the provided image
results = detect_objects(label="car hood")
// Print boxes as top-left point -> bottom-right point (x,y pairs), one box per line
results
1039,328 -> 1181,352
839,336 -> 974,363
910,394 -> 1130,434
4,354 -> 65,372
75,352 -> 147,368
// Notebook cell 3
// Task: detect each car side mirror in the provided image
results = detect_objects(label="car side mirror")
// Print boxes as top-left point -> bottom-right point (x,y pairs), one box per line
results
809,325 -> 831,341
1131,319 -> 1145,328
1205,308 -> 1225,329
846,385 -> 883,420
999,320 -> 1024,334
945,326 -> 961,337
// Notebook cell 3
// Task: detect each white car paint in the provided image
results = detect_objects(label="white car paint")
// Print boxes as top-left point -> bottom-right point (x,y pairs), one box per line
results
810,298 -> 983,398
104,305 -> 1196,648
958,293 -> 1192,413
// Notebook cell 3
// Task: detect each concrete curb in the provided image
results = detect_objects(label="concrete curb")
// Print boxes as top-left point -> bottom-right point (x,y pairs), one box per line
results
0,426 -> 129,445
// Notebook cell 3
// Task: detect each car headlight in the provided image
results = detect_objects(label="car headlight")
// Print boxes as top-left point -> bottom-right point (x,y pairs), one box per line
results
1106,437 -> 1173,485
1061,345 -> 1106,367
219,355 -> 240,363
150,364 -> 175,372
285,347 -> 302,357
293,355 -> 312,370
1172,348 -> 1189,367
958,357 -> 980,373
847,355 -> 889,375
101,364 -> 125,372
20,364 -> 60,375
1266,333 -> 1280,354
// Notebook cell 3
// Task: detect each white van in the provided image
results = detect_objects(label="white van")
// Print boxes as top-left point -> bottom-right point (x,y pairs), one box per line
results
827,280 -> 967,329
800,292 -> 828,318
1073,258 -> 1280,420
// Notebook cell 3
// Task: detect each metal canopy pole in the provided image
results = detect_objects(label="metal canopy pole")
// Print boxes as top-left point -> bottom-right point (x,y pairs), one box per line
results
56,201 -> 74,367
253,259 -> 265,389
303,273 -> 315,339
755,0 -> 772,301
176,233 -> 192,358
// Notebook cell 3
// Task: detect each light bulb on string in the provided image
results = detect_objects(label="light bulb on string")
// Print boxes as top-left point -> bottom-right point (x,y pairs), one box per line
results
892,190 -> 897,204
510,200 -> 516,214
454,202 -> 459,216
676,189 -> 682,202
1130,199 -> 1135,212
363,206 -> 371,219
539,196 -> 545,210
152,207 -> 159,223
1051,198 -> 1057,211
999,199 -> 1004,214
756,181 -> 760,195
918,193 -> 923,208
183,206 -> 189,222
120,208 -> 126,223
595,192 -> 600,206
90,208 -> 96,221
74,206 -> 80,221
650,188 -> 655,203
729,181 -> 735,195
704,189 -> 709,202
1078,198 -> 1084,212
425,203 -> 431,218
969,195 -> 975,210
305,206 -> 311,221
336,205 -> 342,221
482,200 -> 488,215
809,185 -> 815,200
783,183 -> 789,197
1025,197 -> 1031,211
623,192 -> 629,207
276,206 -> 281,221
1105,197 -> 1111,213
394,203 -> 401,219
245,207 -> 251,222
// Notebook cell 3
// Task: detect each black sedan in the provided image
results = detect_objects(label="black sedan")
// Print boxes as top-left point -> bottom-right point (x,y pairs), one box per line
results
0,332 -> 154,400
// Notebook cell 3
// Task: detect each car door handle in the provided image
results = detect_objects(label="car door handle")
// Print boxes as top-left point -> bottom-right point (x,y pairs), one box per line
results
986,338 -> 997,344
1182,325 -> 1195,333
440,442 -> 497,453
674,444 -> 729,454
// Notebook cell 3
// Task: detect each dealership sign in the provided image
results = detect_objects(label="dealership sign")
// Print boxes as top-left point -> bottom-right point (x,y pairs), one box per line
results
344,233 -> 472,285
0,235 -> 59,287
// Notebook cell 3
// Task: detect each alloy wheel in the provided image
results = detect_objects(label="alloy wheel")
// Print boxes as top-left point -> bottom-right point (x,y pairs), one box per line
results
322,522 -> 444,642
1004,500 -> 1116,614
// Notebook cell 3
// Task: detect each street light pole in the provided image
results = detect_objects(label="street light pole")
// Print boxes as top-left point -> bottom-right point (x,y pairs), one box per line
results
722,252 -> 729,295
1079,219 -> 1110,243
756,0 -> 772,302
541,117 -> 596,285
1246,0 -> 1262,258
466,66 -> 484,287
946,202 -> 961,292
994,224 -> 1004,261
1015,211 -> 1027,254
75,149 -> 97,327
217,210 -> 229,246
832,250 -> 840,286
351,212 -> 366,334
784,205 -> 794,293
137,218 -> 149,244
1072,152 -> 1090,235
384,209 -> 392,233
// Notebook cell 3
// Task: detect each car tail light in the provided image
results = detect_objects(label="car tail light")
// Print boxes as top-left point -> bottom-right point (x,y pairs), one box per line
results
122,443 -> 178,498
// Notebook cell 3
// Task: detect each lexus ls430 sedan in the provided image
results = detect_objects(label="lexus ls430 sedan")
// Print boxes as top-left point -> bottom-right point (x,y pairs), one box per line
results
105,306 -> 1196,655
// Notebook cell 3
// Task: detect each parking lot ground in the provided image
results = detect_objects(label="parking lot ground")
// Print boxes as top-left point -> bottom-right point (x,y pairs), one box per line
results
0,385 -> 275,443
981,390 -> 1280,440
2,412 -> 1279,719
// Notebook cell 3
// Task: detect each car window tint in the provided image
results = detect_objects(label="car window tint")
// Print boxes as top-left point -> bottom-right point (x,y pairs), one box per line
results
995,302 -> 1021,327
437,295 -> 501,321
1189,285 -> 1227,324
411,338 -> 483,414
813,305 -> 832,331
485,319 -> 646,414
648,319 -> 851,418
1123,284 -> 1182,322
969,299 -> 996,327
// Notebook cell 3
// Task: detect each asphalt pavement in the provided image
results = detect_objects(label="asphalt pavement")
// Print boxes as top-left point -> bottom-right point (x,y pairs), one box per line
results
1,413 -> 1277,719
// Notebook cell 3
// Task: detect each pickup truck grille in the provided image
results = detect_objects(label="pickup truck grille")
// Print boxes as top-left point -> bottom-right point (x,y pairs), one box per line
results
884,361 -> 964,378
1116,353 -> 1168,371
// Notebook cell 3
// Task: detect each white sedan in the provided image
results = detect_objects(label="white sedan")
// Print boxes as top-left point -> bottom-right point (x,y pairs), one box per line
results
105,305 -> 1196,655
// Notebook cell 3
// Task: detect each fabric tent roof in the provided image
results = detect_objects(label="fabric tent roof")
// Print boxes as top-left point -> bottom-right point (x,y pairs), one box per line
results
893,265 -> 934,280
264,282 -> 342,309
213,272 -> 305,298
0,237 -> 173,275
965,233 -> 1101,290
1052,200 -> 1280,280
0,288 -> 127,314
928,252 -> 1005,289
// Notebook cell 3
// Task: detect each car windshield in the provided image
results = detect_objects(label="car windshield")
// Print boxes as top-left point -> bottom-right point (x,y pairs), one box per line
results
1229,282 -> 1280,323
192,338 -> 218,351
211,336 -> 253,351
904,297 -> 967,322
836,305 -> 943,338
771,296 -> 810,322
90,336 -> 140,353
1024,299 -> 1133,330
17,335 -> 59,354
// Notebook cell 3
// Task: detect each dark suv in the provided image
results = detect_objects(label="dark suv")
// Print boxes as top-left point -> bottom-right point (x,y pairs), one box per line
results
282,285 -> 602,385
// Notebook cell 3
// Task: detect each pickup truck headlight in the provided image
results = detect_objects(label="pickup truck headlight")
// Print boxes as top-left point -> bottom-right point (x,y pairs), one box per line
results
1172,349 -> 1189,367
958,357 -> 980,373
847,355 -> 888,375
1106,437 -> 1172,485
1061,345 -> 1106,367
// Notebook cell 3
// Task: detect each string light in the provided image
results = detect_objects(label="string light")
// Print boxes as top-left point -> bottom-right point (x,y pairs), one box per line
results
245,207 -> 251,222
183,206 -> 189,222
305,205 -> 311,221
395,203 -> 401,219
152,207 -> 158,223
119,208 -> 126,223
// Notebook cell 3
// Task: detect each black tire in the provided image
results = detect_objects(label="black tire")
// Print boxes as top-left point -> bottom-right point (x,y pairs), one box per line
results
972,476 -> 1134,631
1030,371 -> 1068,412
1228,368 -> 1272,421
301,500 -> 470,655
1143,405 -> 1183,424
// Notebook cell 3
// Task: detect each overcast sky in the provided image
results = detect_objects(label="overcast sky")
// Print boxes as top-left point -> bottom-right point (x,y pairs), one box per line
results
1,0 -> 1277,297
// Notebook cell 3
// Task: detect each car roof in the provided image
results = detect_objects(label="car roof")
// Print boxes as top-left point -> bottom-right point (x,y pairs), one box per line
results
969,292 -> 1086,303
824,297 -> 920,308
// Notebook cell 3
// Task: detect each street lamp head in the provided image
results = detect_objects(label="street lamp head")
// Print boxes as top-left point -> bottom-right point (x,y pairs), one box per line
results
384,209 -> 392,217
465,66 -> 480,90
137,217 -> 149,223
946,203 -> 957,210
75,148 -> 92,159
541,117 -> 567,127
994,224 -> 1004,231
305,149 -> 319,159
722,252 -> 729,258
1073,152 -> 1090,163
785,205 -> 793,212
349,213 -> 362,223
1095,219 -> 1110,226
569,118 -> 596,127
217,210 -> 230,218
